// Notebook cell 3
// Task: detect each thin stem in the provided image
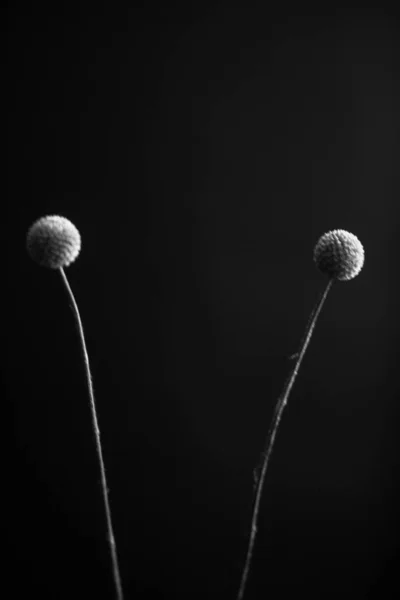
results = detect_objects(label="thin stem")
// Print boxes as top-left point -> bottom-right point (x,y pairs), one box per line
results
236,277 -> 334,600
59,268 -> 124,600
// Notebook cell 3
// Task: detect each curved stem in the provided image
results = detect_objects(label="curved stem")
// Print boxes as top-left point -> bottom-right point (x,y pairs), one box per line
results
236,277 -> 334,600
59,268 -> 124,600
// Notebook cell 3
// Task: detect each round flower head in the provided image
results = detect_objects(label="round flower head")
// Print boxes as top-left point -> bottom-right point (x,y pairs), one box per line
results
26,215 -> 81,269
313,229 -> 364,281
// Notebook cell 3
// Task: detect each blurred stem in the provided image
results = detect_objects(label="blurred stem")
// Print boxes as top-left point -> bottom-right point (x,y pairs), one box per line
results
59,268 -> 124,600
236,277 -> 334,600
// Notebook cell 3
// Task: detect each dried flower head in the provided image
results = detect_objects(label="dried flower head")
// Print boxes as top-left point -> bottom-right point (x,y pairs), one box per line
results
313,229 -> 364,281
26,215 -> 81,269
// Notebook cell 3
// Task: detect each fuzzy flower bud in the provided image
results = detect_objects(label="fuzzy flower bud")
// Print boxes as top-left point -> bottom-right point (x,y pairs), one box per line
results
313,229 -> 364,281
26,215 -> 81,269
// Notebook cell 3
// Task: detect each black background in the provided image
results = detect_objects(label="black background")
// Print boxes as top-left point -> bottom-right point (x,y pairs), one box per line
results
6,2 -> 400,599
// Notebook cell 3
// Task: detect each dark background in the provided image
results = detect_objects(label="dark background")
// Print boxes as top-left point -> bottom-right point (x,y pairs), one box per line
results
6,2 -> 400,599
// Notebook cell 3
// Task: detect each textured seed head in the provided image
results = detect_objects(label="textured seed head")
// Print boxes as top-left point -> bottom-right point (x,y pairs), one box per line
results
26,215 -> 81,269
313,229 -> 364,281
